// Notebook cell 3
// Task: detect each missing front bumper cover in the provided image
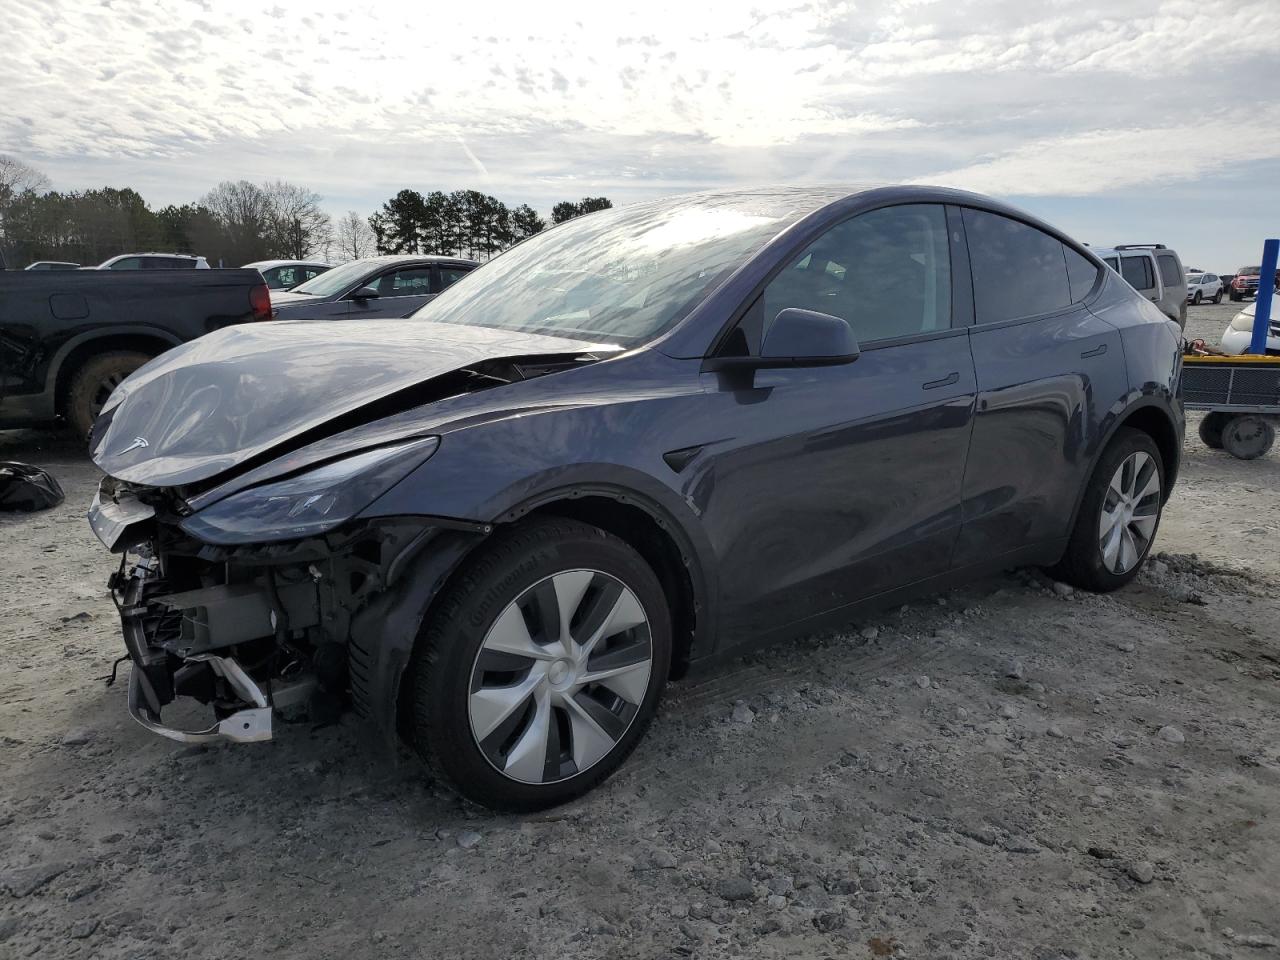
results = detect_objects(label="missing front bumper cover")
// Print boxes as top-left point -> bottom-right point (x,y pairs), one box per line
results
125,653 -> 315,744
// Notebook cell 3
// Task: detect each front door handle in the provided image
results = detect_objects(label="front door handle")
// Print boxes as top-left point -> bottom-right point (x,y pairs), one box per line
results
922,371 -> 959,390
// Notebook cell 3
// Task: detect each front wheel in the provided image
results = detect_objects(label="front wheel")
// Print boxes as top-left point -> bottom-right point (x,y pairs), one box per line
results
1050,428 -> 1164,592
409,518 -> 671,811
1193,291 -> 1202,305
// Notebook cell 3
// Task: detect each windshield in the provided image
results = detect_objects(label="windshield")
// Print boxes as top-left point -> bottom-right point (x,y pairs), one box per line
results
291,259 -> 375,296
409,189 -> 840,345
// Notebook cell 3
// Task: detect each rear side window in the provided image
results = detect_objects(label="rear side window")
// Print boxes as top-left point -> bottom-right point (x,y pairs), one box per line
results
1120,256 -> 1155,291
1157,253 -> 1182,286
1065,247 -> 1100,302
963,208 -> 1071,323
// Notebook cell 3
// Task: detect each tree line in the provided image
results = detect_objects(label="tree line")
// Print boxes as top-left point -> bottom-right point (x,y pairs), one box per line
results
368,191 -> 612,259
0,153 -> 614,270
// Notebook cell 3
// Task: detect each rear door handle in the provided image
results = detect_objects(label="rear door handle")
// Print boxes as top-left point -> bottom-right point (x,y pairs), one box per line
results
922,371 -> 959,390
1081,343 -> 1108,359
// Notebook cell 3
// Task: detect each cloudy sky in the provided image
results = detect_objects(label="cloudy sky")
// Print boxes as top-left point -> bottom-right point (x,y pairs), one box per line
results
3,0 -> 1279,267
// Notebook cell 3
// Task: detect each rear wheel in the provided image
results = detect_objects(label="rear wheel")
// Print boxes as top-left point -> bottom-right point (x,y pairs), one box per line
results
410,517 -> 671,811
1212,290 -> 1223,304
1051,428 -> 1164,592
1220,416 -> 1275,460
65,351 -> 150,439
1198,412 -> 1229,449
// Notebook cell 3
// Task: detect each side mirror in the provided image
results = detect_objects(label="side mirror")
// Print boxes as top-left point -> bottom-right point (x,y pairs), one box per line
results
706,308 -> 860,372
351,285 -> 380,301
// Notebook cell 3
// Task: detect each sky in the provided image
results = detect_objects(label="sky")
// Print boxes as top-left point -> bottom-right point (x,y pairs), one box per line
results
2,0 -> 1279,269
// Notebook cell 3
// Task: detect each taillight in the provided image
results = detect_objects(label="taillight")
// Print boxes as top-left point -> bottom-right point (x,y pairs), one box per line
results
249,282 -> 272,320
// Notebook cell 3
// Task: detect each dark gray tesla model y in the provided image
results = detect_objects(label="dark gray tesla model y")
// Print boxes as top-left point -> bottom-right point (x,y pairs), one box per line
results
88,186 -> 1184,810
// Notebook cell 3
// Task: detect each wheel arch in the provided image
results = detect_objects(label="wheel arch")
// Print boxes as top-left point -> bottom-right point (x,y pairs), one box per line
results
368,483 -> 715,747
1066,399 -> 1181,536
514,491 -> 708,681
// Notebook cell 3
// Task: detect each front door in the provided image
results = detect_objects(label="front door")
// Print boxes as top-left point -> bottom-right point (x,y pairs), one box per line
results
696,203 -> 977,645
348,265 -> 437,319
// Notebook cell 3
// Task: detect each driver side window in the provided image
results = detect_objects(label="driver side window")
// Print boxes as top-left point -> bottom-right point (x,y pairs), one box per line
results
759,204 -> 952,346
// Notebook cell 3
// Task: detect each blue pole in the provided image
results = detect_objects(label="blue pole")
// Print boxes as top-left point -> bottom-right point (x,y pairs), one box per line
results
1250,238 -> 1278,354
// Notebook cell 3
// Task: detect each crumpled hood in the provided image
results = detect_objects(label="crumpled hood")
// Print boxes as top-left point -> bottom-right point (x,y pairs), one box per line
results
91,318 -> 616,487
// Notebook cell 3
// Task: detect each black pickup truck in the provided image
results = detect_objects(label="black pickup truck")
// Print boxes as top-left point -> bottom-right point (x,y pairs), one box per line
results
1,269 -> 270,436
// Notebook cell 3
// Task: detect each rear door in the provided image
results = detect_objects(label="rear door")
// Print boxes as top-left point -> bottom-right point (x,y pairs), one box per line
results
953,207 -> 1127,566
697,203 -> 978,643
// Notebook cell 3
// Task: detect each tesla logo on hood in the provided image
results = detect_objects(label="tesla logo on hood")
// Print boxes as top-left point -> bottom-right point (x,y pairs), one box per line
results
118,436 -> 149,455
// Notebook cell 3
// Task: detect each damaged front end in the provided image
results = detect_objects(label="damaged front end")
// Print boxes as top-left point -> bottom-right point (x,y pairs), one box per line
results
95,474 -> 486,746
85,319 -> 622,748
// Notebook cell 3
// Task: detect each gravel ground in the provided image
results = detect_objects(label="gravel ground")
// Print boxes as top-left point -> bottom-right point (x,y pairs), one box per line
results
2,298 -> 1277,960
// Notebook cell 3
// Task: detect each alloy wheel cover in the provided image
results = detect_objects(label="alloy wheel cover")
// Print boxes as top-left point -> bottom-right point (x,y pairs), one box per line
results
467,569 -> 653,785
1097,451 -> 1161,574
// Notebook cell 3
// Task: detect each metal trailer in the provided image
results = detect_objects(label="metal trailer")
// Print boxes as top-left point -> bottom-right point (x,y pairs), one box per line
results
1183,354 -> 1280,459
1184,237 -> 1280,460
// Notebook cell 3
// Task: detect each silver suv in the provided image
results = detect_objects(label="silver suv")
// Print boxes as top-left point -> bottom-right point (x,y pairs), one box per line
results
1093,244 -> 1187,328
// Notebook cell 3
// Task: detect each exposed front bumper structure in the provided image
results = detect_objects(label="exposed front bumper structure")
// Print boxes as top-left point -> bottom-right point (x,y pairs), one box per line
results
127,654 -> 276,743
92,476 -> 485,748
110,541 -> 318,745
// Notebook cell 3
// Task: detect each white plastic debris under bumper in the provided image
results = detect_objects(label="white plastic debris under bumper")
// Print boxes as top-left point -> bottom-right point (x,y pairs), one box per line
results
126,654 -> 295,744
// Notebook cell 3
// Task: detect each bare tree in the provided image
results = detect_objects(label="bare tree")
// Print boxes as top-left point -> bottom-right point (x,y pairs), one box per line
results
263,180 -> 332,260
0,155 -> 51,262
0,154 -> 50,199
334,210 -> 376,261
200,180 -> 276,264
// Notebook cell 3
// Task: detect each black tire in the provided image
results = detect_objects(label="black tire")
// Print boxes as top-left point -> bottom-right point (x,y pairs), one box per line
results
1198,412 -> 1229,449
409,517 -> 671,811
1212,291 -> 1223,304
1220,416 -> 1275,460
65,351 -> 150,439
1230,291 -> 1241,302
1192,291 -> 1202,305
1050,428 -> 1165,592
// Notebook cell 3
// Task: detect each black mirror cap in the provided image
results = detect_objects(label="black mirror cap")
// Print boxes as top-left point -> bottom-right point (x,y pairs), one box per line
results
351,285 -> 381,300
705,308 -> 860,372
